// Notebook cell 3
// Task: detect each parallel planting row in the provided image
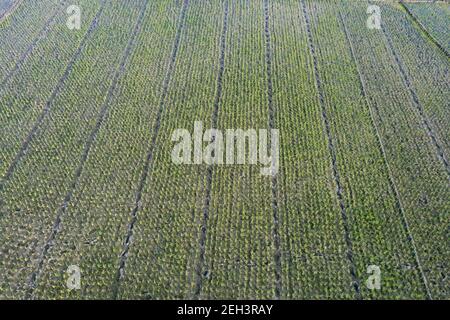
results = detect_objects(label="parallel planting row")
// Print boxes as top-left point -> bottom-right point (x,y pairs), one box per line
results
0,0 -> 148,298
343,0 -> 449,299
403,1 -> 450,55
0,0 -> 64,83
0,0 -> 448,299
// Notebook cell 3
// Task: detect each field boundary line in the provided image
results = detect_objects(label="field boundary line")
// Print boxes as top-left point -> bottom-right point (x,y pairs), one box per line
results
0,0 -> 106,193
112,0 -> 190,300
399,1 -> 449,58
193,0 -> 229,299
263,0 -> 282,300
25,0 -> 149,299
0,0 -> 69,92
300,0 -> 361,299
0,0 -> 24,23
380,19 -> 450,179
339,11 -> 433,300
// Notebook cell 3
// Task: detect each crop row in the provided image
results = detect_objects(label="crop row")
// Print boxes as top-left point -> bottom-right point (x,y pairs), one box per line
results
0,0 -> 103,179
403,1 -> 450,55
291,0 -> 426,299
0,0 -> 147,299
198,0 -> 275,299
380,2 -> 450,159
33,0 -> 187,299
116,0 -> 191,299
0,0 -> 63,82
342,0 -> 450,299
195,0 -> 231,298
270,0 -> 354,299
118,0 -> 246,299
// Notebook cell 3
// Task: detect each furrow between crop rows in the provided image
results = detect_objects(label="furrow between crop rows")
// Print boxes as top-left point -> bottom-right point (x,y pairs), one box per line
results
194,0 -> 229,299
25,0 -> 149,299
0,0 -> 61,78
0,0 -> 104,180
0,1 -> 106,192
301,0 -> 362,299
400,1 -> 449,58
338,10 -> 432,300
112,0 -> 189,299
380,22 -> 450,179
0,0 -> 146,299
341,1 -> 449,299
0,0 -> 68,90
376,1 -> 450,158
263,0 -> 282,300
31,1 -> 184,299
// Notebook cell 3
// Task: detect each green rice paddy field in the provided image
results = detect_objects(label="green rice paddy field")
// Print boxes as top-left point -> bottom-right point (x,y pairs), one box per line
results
0,0 -> 448,299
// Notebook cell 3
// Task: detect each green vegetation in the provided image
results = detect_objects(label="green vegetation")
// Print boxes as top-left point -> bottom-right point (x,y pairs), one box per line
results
0,0 -> 448,299
403,1 -> 450,54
